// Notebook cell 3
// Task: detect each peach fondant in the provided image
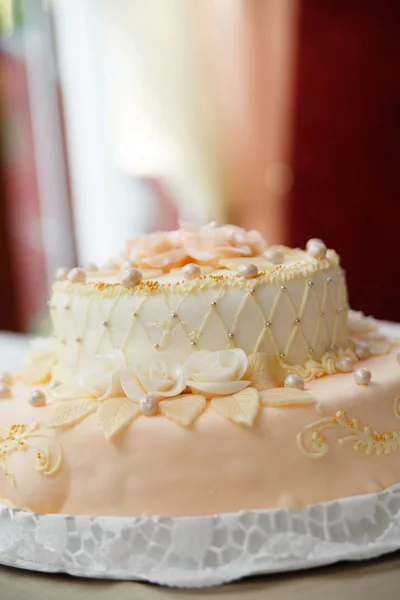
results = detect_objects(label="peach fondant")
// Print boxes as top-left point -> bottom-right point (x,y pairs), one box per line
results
0,223 -> 398,517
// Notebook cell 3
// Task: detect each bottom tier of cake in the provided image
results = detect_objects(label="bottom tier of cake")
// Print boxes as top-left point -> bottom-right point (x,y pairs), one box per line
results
1,350 -> 400,517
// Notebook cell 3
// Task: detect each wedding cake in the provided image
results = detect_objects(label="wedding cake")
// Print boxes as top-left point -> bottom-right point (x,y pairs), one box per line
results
0,223 -> 399,517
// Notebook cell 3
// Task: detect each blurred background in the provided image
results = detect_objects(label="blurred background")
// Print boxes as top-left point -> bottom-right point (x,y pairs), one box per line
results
0,0 -> 399,336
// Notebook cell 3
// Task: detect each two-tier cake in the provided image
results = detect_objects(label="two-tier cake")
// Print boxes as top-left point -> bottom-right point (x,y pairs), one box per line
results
0,222 -> 399,517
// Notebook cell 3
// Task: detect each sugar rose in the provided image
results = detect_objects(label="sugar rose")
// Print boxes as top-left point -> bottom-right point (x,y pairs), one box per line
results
184,223 -> 266,266
79,349 -> 126,400
125,231 -> 188,272
185,349 -> 250,396
121,352 -> 187,399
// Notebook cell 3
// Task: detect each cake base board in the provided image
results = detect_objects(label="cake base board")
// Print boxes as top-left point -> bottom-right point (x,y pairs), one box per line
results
1,484 -> 400,588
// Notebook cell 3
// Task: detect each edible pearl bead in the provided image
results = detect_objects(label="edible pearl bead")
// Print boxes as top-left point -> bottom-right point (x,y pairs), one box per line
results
55,267 -> 69,282
120,267 -> 143,288
0,384 -> 11,399
140,395 -> 159,416
355,343 -> 370,359
228,333 -> 234,339
306,238 -> 324,250
171,312 -> 178,319
238,263 -> 258,279
284,374 -> 305,391
336,357 -> 354,373
28,389 -> 46,407
263,248 -> 284,265
182,263 -> 201,280
0,372 -> 12,385
354,367 -> 371,386
48,380 -> 61,389
68,267 -> 86,284
82,262 -> 98,272
307,240 -> 327,260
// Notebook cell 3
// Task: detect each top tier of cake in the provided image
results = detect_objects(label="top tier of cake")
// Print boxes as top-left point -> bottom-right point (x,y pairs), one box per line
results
49,224 -> 348,380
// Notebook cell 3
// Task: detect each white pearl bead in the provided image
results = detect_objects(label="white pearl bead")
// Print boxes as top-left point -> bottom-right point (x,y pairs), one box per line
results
140,395 -> 159,416
353,367 -> 371,386
82,263 -> 98,272
355,343 -> 370,360
263,248 -> 284,265
55,267 -> 69,282
306,238 -> 324,250
238,263 -> 258,279
48,380 -> 61,389
182,263 -> 201,280
0,372 -> 13,385
120,267 -> 143,288
307,240 -> 327,260
336,357 -> 354,373
0,384 -> 11,399
284,374 -> 305,390
68,267 -> 86,284
28,389 -> 46,407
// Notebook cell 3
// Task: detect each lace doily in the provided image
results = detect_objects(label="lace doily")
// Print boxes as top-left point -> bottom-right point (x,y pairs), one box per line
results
1,485 -> 400,587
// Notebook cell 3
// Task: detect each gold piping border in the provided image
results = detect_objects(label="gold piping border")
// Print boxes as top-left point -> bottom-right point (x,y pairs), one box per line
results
53,253 -> 341,299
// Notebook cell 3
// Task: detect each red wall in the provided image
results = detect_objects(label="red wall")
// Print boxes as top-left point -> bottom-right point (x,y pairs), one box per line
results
290,0 -> 400,320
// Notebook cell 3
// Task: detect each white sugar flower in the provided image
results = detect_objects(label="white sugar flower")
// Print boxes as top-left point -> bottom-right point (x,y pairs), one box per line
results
51,349 -> 127,402
22,336 -> 58,384
78,349 -> 126,400
185,349 -> 249,396
348,310 -> 378,335
120,352 -> 186,400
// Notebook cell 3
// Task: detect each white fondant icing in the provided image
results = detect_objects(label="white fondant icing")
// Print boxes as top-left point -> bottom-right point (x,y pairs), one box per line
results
50,261 -> 348,378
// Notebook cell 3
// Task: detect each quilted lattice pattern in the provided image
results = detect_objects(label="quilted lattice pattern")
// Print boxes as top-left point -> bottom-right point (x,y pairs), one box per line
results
51,267 -> 348,376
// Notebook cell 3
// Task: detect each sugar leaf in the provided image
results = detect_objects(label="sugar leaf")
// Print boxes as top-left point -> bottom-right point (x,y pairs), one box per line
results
47,399 -> 98,429
97,397 -> 141,439
260,387 -> 315,407
159,395 -> 206,426
211,388 -> 260,426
